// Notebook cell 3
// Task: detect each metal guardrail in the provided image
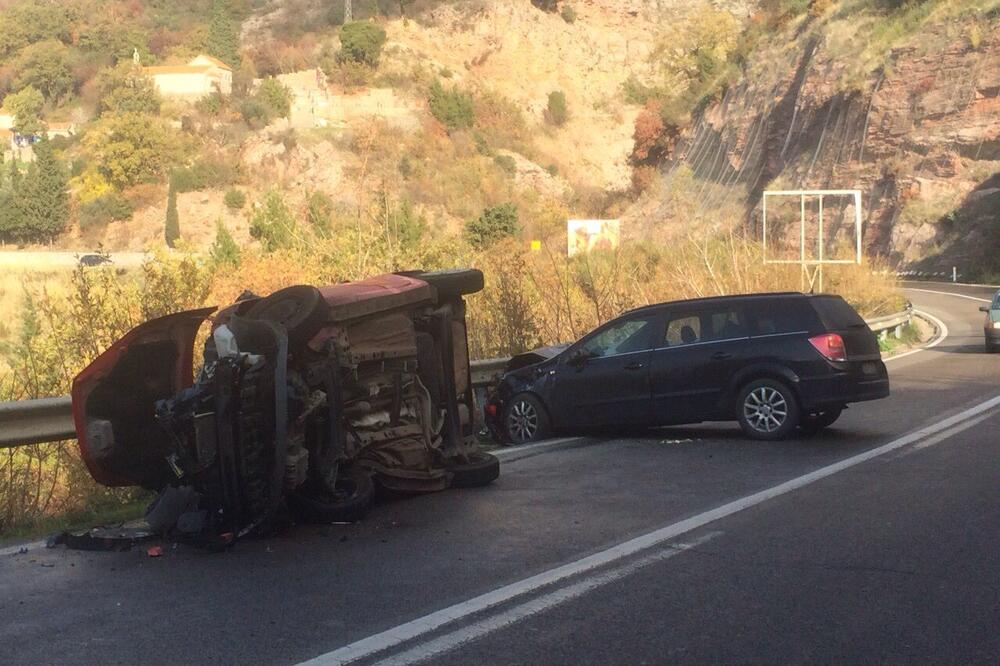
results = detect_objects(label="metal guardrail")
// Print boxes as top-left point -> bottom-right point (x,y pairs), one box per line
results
0,397 -> 75,449
0,308 -> 914,450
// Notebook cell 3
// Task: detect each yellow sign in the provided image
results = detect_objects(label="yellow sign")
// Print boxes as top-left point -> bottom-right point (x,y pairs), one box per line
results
530,240 -> 542,251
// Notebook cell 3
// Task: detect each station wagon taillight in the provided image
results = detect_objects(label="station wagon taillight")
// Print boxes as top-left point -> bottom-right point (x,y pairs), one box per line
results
809,333 -> 847,362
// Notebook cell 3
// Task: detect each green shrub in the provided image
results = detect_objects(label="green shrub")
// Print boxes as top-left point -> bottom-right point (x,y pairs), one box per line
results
338,22 -> 387,67
307,190 -> 334,236
531,0 -> 560,12
239,98 -> 270,127
256,77 -> 292,119
560,5 -> 577,23
224,188 -> 246,210
196,92 -> 224,116
545,90 -> 568,126
171,158 -> 238,193
465,203 -> 519,249
210,220 -> 241,267
78,193 -> 133,230
428,81 -> 475,131
493,154 -> 517,175
250,190 -> 299,251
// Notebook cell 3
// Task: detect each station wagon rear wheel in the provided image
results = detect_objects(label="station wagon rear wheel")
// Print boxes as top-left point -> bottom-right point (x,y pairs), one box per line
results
737,379 -> 799,440
504,393 -> 550,444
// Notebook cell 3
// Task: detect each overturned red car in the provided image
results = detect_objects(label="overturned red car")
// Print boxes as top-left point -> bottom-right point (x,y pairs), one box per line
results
71,269 -> 497,541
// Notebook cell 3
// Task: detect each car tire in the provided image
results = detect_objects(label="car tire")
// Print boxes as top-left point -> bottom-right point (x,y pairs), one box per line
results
799,407 -> 843,435
737,379 -> 800,440
407,269 -> 484,298
246,285 -> 329,349
446,451 -> 500,488
986,341 -> 996,353
287,465 -> 375,524
504,393 -> 551,444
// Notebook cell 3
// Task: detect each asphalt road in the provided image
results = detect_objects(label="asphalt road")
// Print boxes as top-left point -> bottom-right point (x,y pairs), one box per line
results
2,281 -> 999,665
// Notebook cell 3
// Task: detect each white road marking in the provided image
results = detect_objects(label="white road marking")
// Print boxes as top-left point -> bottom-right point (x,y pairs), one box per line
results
492,437 -> 585,460
897,411 -> 994,457
372,532 -> 723,666
906,287 -> 991,303
299,392 -> 1000,666
883,309 -> 948,362
0,539 -> 46,557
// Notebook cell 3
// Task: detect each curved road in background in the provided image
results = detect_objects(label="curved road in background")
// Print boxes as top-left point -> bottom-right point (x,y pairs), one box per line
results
2,282 -> 999,665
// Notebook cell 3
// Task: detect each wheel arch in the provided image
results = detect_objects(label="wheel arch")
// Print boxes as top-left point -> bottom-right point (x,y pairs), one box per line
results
722,363 -> 802,416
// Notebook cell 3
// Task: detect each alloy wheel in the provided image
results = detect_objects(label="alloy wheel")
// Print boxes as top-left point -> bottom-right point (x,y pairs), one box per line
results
743,386 -> 789,433
507,399 -> 539,442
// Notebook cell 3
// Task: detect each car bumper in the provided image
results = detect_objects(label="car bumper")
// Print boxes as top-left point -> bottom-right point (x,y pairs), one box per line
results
798,364 -> 890,411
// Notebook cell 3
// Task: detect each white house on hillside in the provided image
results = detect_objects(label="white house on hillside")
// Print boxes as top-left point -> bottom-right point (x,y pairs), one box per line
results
144,54 -> 232,101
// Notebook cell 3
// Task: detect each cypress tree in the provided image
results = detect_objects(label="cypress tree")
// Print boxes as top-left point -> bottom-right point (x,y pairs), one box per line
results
206,0 -> 240,68
18,139 -> 69,242
165,181 -> 180,247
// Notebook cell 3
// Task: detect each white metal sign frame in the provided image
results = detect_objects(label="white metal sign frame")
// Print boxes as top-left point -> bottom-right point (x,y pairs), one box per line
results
762,189 -> 862,292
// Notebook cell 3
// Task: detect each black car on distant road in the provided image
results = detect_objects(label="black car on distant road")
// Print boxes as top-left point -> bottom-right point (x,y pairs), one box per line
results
485,293 -> 889,443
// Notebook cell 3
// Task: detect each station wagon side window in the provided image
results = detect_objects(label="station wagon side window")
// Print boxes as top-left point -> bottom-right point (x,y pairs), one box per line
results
663,306 -> 747,347
752,300 -> 815,336
575,315 -> 658,358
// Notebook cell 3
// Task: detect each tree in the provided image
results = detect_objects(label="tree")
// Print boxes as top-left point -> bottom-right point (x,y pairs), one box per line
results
14,40 -> 73,102
428,81 -> 475,131
210,219 -> 240,266
3,86 -> 45,136
545,90 -> 568,126
165,181 -> 180,248
83,113 -> 179,189
17,139 -> 69,242
206,0 -> 240,68
0,3 -> 71,59
338,22 -> 387,67
465,203 -> 519,249
250,191 -> 299,251
256,77 -> 292,119
96,63 -> 161,116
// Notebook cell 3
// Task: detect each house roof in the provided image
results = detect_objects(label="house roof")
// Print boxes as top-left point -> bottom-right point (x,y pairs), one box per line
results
189,54 -> 232,70
144,65 -> 215,75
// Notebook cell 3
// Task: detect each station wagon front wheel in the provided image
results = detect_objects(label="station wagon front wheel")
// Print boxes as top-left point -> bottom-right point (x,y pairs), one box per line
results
504,393 -> 551,444
737,379 -> 800,440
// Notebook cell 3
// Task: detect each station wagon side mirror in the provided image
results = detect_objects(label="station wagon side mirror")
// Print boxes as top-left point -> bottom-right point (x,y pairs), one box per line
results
980,306 -> 989,312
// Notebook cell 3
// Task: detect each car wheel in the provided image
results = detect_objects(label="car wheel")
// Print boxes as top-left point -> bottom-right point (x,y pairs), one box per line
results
986,341 -> 996,353
246,285 -> 329,349
446,451 -> 500,488
504,393 -> 551,444
405,269 -> 484,298
737,379 -> 800,440
287,465 -> 375,524
799,407 -> 843,435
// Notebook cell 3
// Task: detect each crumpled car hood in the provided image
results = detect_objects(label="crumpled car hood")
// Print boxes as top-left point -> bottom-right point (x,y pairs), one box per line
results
506,343 -> 570,372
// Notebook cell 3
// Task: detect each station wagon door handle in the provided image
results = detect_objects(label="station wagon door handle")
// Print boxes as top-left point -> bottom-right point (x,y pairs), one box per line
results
624,362 -> 644,370
711,352 -> 733,360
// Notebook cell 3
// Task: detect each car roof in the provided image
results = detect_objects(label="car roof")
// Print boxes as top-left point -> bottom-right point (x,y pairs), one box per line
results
622,291 -> 826,317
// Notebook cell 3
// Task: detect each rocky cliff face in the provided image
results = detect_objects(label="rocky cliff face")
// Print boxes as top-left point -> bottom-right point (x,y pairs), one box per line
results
637,6 -> 999,274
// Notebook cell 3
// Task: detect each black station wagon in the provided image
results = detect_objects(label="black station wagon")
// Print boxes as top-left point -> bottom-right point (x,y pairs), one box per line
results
485,293 -> 889,443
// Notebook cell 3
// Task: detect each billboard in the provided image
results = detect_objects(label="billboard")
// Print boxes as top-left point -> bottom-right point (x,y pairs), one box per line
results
567,219 -> 621,257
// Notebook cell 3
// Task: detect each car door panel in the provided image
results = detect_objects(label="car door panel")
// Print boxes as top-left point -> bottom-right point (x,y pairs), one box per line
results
549,312 -> 660,428
649,306 -> 749,424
